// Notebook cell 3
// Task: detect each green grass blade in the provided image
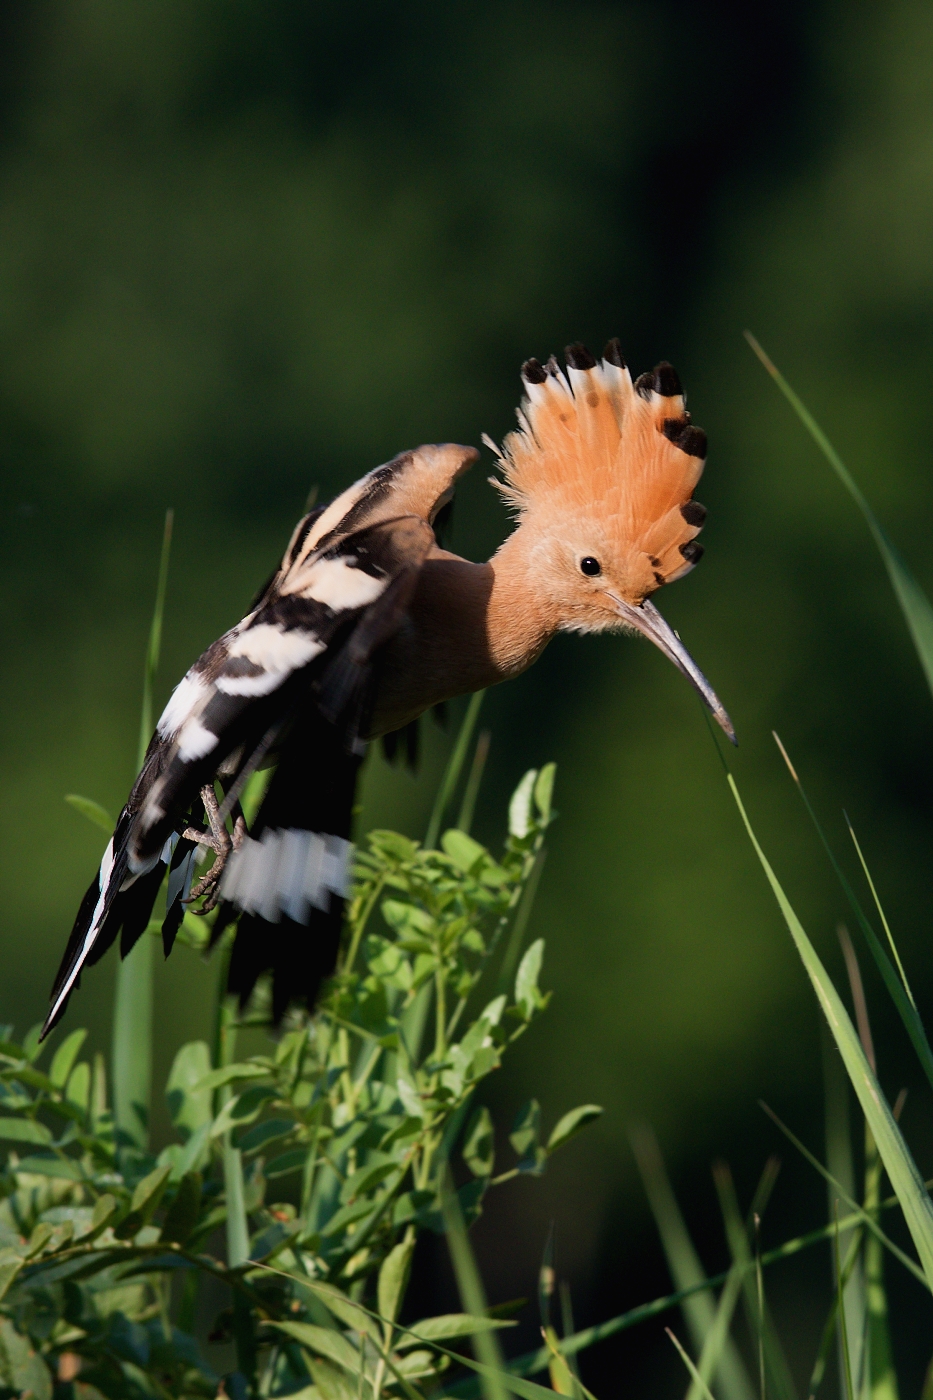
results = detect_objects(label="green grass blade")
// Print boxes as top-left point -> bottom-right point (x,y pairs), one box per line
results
728,773 -> 933,1290
688,1263 -> 746,1400
425,689 -> 485,848
64,794 -> 114,834
138,507 -> 174,768
761,1101 -> 925,1287
863,1127 -> 899,1400
448,1183 -> 933,1395
844,814 -> 916,1011
457,729 -> 491,835
497,851 -> 546,995
713,1161 -> 797,1400
806,1230 -> 862,1400
771,733 -> 933,1094
833,1207 -> 855,1400
441,1167 -> 508,1400
822,1023 -> 865,1396
217,994 -> 249,1269
111,948 -> 152,1151
629,1124 -> 755,1400
111,508 -> 174,1152
745,334 -> 933,700
666,1328 -> 717,1400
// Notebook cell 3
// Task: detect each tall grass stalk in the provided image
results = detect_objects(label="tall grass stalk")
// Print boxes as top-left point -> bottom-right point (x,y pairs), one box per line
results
629,1123 -> 754,1400
728,773 -> 933,1288
442,1169 -> 508,1400
425,689 -> 485,848
112,508 -> 173,1150
746,333 -> 933,700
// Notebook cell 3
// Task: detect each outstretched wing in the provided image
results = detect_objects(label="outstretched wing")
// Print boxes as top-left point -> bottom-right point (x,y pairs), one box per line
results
44,509 -> 436,1037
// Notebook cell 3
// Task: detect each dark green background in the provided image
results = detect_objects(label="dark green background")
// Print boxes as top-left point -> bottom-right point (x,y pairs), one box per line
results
2,1 -> 933,1390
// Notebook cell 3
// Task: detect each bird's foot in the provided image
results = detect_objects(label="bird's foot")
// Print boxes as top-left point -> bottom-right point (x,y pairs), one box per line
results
182,784 -> 247,913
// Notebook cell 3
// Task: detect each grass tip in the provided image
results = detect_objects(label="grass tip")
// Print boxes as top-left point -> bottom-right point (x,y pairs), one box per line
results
771,730 -> 800,784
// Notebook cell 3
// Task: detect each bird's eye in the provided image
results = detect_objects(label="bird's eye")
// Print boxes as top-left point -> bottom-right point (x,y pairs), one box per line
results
580,556 -> 601,577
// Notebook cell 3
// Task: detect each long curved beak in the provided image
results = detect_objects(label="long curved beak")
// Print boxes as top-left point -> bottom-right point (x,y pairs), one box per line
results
608,594 -> 737,745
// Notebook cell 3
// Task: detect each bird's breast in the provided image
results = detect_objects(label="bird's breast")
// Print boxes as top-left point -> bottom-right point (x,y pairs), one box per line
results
368,551 -> 550,736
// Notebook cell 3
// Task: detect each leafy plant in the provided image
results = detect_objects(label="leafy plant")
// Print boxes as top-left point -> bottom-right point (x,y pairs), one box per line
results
4,736 -> 605,1399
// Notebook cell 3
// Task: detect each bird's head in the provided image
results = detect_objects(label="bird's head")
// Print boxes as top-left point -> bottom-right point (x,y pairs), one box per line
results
487,340 -> 735,742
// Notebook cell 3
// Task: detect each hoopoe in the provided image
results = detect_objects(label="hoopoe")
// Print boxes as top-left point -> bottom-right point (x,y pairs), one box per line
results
44,340 -> 733,1036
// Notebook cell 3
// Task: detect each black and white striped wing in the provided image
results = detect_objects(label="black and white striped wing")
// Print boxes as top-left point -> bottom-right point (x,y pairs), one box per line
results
44,512 -> 435,1036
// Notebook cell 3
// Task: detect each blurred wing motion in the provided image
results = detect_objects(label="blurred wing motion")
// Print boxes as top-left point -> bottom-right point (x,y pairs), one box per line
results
45,444 -> 476,1037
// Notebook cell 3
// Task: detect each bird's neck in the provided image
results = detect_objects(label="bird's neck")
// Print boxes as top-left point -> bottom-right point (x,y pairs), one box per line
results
369,525 -> 558,736
484,524 -> 559,677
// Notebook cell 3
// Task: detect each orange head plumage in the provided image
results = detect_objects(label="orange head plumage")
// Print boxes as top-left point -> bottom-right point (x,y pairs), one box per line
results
486,340 -> 734,741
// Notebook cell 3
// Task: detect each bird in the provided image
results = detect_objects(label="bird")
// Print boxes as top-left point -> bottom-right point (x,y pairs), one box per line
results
43,339 -> 734,1038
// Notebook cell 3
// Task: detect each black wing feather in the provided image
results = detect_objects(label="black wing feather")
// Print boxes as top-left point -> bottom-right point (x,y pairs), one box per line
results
44,510 -> 435,1037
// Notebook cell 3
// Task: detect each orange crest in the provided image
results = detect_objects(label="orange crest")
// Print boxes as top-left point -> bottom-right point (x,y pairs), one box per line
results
488,340 -> 708,595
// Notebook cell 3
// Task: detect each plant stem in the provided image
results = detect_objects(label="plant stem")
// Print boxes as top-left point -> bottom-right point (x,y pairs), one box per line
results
111,951 -> 153,1151
425,690 -> 485,849
111,508 -> 174,1152
434,965 -> 447,1062
218,994 -> 249,1269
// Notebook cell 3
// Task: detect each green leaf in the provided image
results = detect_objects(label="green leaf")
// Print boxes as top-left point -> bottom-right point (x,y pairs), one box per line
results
443,829 -> 489,873
265,1148 -> 309,1178
131,1161 -> 172,1215
509,1100 -> 545,1174
85,1193 -> 119,1241
64,794 -> 114,834
400,1314 -> 516,1346
165,1040 -> 213,1136
546,1105 -> 603,1155
49,1028 -> 88,1088
65,1062 -> 90,1110
270,1316 -> 361,1372
514,940 -> 545,1020
340,1159 -> 397,1204
747,335 -> 933,701
236,1118 -> 297,1155
439,1351 -> 574,1400
729,773 -> 933,1289
378,1237 -> 415,1330
299,1280 -> 382,1345
160,1171 -> 202,1245
508,770 -> 537,839
21,1024 -> 44,1064
463,1106 -> 495,1178
382,901 -> 434,940
0,1252 -> 24,1304
306,1356 -> 360,1400
0,1317 -> 52,1400
397,1072 -> 426,1120
193,1061 -> 270,1093
320,1198 -> 377,1237
15,1155 -> 83,1181
114,1163 -> 171,1239
0,1117 -> 52,1145
532,765 -> 556,824
169,1119 -> 211,1181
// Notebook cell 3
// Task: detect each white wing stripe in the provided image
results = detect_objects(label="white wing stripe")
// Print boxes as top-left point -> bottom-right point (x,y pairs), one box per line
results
46,838 -> 116,1028
219,828 -> 352,925
157,674 -> 211,739
299,557 -> 386,609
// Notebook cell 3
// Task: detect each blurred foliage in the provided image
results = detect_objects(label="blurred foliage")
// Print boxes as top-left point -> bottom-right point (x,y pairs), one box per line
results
0,769 -> 602,1397
4,0 -> 933,1390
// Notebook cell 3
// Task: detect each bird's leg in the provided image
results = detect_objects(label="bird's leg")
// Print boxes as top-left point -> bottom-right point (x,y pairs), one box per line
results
183,785 -> 247,912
